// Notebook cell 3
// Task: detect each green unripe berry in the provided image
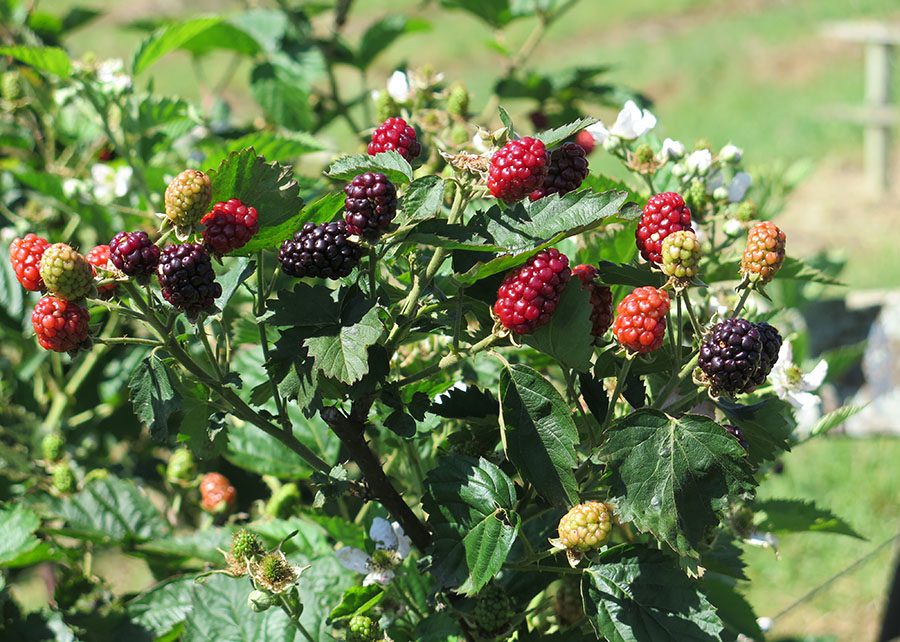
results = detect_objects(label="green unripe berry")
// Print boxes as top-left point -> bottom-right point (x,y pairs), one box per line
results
373,91 -> 398,123
260,553 -> 291,583
687,178 -> 706,210
41,432 -> 65,463
248,589 -> 275,612
634,143 -> 654,165
232,529 -> 264,562
165,449 -> 196,483
266,483 -> 300,519
661,230 -> 702,280
447,81 -> 469,118
53,464 -> 76,494
472,584 -> 513,635
347,614 -> 379,641
1,71 -> 22,101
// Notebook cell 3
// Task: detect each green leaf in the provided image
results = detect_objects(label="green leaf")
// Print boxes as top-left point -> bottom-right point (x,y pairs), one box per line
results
0,504 -> 43,567
701,577 -> 764,639
594,261 -> 664,288
132,17 -> 223,74
137,527 -> 233,563
179,20 -> 262,57
176,400 -> 226,460
716,397 -> 793,465
304,300 -> 383,384
499,364 -> 579,506
704,255 -> 843,285
601,410 -> 756,557
127,577 -> 195,637
129,354 -> 181,441
326,151 -> 414,184
266,282 -> 341,328
438,0 -> 512,27
224,131 -> 323,160
183,573 -> 299,642
752,498 -> 863,538
226,414 -> 338,479
423,455 -> 520,594
327,585 -> 384,624
46,478 -> 169,544
584,546 -> 725,642
0,45 -> 71,76
217,257 -> 255,307
207,148 -> 305,256
398,176 -> 447,225
807,404 -> 865,439
522,280 -> 594,372
534,117 -> 598,148
250,62 -> 313,131
134,94 -> 190,130
356,16 -> 431,69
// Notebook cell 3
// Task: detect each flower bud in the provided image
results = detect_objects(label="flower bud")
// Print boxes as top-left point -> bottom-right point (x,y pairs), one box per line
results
248,589 -> 275,613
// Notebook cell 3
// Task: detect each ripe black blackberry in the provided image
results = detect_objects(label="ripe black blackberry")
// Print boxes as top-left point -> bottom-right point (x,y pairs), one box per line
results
368,117 -> 421,161
747,321 -> 782,391
529,142 -> 589,201
698,318 -> 765,396
636,192 -> 693,264
109,231 -> 160,283
278,221 -> 361,279
157,243 -> 221,318
343,172 -> 397,239
493,248 -> 570,335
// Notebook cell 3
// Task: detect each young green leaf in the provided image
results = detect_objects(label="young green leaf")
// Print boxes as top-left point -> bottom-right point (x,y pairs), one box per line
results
327,585 -> 384,624
127,577 -> 195,638
0,505 -> 44,567
534,117 -> 599,148
132,18 -> 223,74
129,354 -> 182,442
355,16 -> 431,69
304,300 -> 384,384
0,46 -> 72,77
326,151 -> 414,184
398,176 -> 447,225
601,410 -> 756,557
499,364 -> 579,506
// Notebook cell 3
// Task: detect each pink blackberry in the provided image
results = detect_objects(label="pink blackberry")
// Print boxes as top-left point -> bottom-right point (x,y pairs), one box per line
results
612,286 -> 670,353
32,296 -> 90,352
109,231 -> 160,284
494,248 -> 571,335
529,142 -> 589,201
343,172 -> 397,239
278,221 -> 361,279
368,117 -> 421,161
487,137 -> 550,202
572,264 -> 613,338
157,243 -> 221,318
85,244 -> 117,294
200,198 -> 259,255
636,192 -> 693,264
9,233 -> 50,291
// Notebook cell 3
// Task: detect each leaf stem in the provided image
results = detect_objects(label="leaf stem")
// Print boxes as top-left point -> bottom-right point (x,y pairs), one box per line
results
683,289 -> 704,339
393,333 -> 499,389
730,287 -> 752,319
601,356 -> 633,433
256,251 -> 288,428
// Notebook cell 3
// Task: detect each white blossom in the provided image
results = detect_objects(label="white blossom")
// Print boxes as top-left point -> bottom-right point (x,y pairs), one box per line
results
586,121 -> 610,145
706,170 -> 752,202
660,138 -> 686,160
335,517 -> 411,586
770,341 -> 828,428
96,59 -> 131,94
90,164 -> 132,203
387,70 -> 411,102
587,100 -> 656,145
720,143 -> 743,162
687,149 -> 712,173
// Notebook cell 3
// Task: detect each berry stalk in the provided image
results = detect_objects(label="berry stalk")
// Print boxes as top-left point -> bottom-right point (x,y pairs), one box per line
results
600,355 -> 634,435
255,250 -> 289,429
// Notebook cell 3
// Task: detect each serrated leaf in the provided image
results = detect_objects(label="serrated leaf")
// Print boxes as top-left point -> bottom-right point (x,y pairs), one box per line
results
423,455 -> 520,593
438,0 -> 513,27
327,585 -> 384,624
584,546 -> 725,642
499,364 -> 579,506
250,62 -> 313,131
808,404 -> 864,439
716,397 -> 793,465
523,280 -> 594,372
594,261 -> 665,287
46,478 -> 168,544
134,94 -> 190,130
176,400 -> 227,460
266,282 -> 341,327
179,20 -> 262,57
127,577 -> 195,637
137,527 -> 233,563
753,498 -> 863,538
224,131 -> 323,159
132,18 -> 223,74
0,242 -> 25,326
217,257 -> 255,307
0,504 -> 44,567
356,16 -> 431,69
601,410 -> 756,557
129,354 -> 181,441
704,255 -> 844,285
701,577 -> 764,639
326,151 -> 413,184
207,148 -> 305,255
225,414 -> 338,479
0,45 -> 71,76
534,117 -> 598,148
398,176 -> 447,225
430,385 -> 498,419
304,301 -> 383,384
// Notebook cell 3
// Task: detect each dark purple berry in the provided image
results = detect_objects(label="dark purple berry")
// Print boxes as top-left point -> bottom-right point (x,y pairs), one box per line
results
529,142 -> 589,201
109,231 -> 160,284
343,172 -> 397,239
278,221 -> 361,279
699,318 -> 781,396
157,243 -> 221,318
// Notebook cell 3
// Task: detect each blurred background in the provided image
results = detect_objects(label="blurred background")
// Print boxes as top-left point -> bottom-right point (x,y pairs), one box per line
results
8,0 -> 900,640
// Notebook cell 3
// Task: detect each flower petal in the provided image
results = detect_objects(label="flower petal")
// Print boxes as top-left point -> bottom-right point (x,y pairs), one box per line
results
586,121 -> 609,145
370,516 -> 398,550
392,522 -> 411,560
660,138 -> 685,159
335,547 -> 371,574
363,569 -> 395,586
687,149 -> 712,172
387,70 -> 410,102
727,172 -> 752,202
611,100 -> 642,138
802,359 -> 828,390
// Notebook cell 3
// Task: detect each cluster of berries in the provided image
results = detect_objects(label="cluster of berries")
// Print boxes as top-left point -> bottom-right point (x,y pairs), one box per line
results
487,138 -> 589,202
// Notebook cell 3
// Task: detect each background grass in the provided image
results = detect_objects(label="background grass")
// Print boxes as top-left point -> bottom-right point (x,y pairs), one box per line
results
46,0 -> 900,639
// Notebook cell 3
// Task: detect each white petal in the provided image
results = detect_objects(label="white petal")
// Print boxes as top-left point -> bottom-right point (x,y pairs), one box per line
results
610,100 -> 643,138
370,517 -> 398,550
786,390 -> 821,410
802,359 -> 828,390
91,164 -> 113,183
335,547 -> 371,574
778,341 -> 794,365
721,144 -> 743,162
392,522 -> 411,559
586,121 -> 609,144
635,108 -> 657,137
363,569 -> 395,586
727,172 -> 752,202
660,138 -> 685,159
687,149 -> 712,171
387,70 -> 410,102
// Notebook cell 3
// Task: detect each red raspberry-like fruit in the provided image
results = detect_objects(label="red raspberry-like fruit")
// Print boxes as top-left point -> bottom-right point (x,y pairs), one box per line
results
368,117 -> 421,161
39,243 -> 95,301
529,142 -> 589,201
494,249 -> 571,335
201,198 -> 259,255
557,501 -> 613,552
572,264 -> 613,338
740,221 -> 786,286
157,243 -> 222,318
85,245 -> 117,294
9,233 -> 50,291
636,192 -> 693,264
343,172 -> 398,238
199,472 -> 236,514
487,137 -> 550,202
612,286 -> 670,353
109,231 -> 160,283
32,296 -> 90,352
575,129 -> 595,155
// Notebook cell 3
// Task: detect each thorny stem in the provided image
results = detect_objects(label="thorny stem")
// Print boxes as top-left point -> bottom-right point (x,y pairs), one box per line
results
256,251 -> 288,428
731,287 -> 752,319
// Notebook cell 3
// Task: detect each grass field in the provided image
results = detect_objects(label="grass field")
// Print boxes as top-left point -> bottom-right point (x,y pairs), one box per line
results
48,1 -> 900,639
